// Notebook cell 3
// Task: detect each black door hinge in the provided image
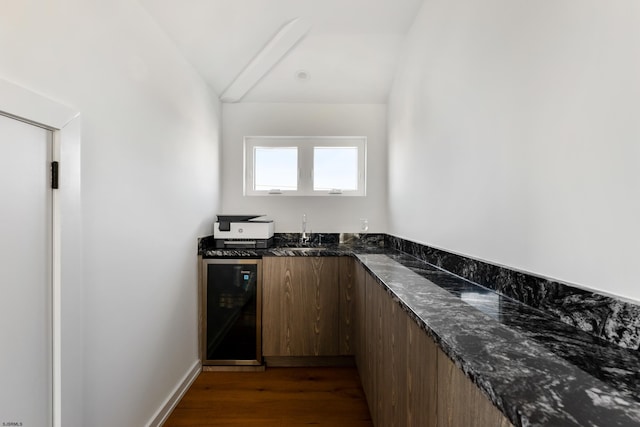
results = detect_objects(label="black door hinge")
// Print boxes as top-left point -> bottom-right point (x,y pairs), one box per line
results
51,161 -> 59,189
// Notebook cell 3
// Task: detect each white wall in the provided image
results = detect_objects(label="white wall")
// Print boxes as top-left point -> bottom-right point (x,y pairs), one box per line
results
0,1 -> 221,426
222,103 -> 388,233
388,0 -> 640,301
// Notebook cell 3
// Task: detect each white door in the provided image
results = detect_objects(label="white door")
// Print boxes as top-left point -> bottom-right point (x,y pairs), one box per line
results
0,113 -> 53,427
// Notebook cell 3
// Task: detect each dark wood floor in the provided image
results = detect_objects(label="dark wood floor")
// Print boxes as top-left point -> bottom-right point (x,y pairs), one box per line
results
164,367 -> 373,426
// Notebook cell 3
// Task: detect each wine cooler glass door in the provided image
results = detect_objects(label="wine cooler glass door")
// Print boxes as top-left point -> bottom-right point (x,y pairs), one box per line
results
204,259 -> 262,365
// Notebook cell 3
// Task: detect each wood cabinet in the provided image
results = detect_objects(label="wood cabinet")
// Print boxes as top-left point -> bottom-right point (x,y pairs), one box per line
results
379,278 -> 409,427
361,271 -> 435,426
355,262 -> 511,427
339,257 -> 356,355
406,317 -> 437,427
362,271 -> 380,420
437,350 -> 512,427
262,256 -> 342,357
353,259 -> 367,374
262,255 -> 512,427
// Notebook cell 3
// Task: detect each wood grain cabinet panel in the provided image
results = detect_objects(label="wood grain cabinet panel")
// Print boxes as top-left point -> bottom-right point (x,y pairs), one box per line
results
362,271 -> 379,421
353,259 -> 366,370
263,258 -> 512,427
360,267 -> 399,424
262,257 -> 340,357
382,286 -> 409,427
437,349 -> 513,427
373,279 -> 387,424
355,261 -> 507,427
339,257 -> 355,355
406,318 -> 437,427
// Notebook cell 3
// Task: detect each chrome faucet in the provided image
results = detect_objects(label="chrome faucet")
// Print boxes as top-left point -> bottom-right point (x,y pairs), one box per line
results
300,213 -> 310,245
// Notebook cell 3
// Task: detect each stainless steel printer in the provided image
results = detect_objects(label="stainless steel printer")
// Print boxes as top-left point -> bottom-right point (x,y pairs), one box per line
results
213,215 -> 275,249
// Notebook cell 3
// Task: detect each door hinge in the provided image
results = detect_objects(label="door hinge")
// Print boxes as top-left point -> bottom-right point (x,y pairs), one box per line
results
51,161 -> 59,189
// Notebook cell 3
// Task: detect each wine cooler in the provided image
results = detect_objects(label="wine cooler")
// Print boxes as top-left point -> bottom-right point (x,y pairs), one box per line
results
201,258 -> 262,365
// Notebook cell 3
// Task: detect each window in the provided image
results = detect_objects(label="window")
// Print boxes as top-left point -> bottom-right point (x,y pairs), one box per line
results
254,147 -> 298,191
244,136 -> 366,196
313,147 -> 358,191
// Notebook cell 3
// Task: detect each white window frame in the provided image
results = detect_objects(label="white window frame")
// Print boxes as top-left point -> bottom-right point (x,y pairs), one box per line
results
244,136 -> 367,196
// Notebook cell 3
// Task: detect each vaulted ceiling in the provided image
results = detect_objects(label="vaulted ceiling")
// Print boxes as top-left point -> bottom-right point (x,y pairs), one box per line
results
139,0 -> 424,103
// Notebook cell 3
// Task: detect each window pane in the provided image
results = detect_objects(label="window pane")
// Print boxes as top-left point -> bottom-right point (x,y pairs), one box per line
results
254,147 -> 297,191
313,147 -> 358,191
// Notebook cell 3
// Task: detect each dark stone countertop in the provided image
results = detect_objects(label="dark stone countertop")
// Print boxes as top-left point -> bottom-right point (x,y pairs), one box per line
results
198,233 -> 387,258
200,244 -> 385,258
198,237 -> 640,426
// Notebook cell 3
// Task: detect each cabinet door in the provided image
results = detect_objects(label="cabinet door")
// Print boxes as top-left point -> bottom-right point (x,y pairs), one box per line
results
339,257 -> 355,355
363,272 -> 405,424
391,296 -> 409,426
406,318 -> 437,427
353,261 -> 367,371
379,284 -> 408,427
361,267 -> 437,427
437,349 -> 513,427
262,257 -> 340,356
357,261 -> 509,427
362,271 -> 379,420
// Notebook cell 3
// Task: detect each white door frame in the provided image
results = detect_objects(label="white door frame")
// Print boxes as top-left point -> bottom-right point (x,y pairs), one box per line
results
0,78 -> 81,427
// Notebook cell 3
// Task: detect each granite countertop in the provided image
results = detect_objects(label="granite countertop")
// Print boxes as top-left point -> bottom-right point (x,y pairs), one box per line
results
199,237 -> 640,426
201,244 -> 383,258
359,253 -> 640,427
199,233 -> 387,258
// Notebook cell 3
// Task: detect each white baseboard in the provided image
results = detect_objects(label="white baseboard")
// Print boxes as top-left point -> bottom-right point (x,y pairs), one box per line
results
146,360 -> 201,427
